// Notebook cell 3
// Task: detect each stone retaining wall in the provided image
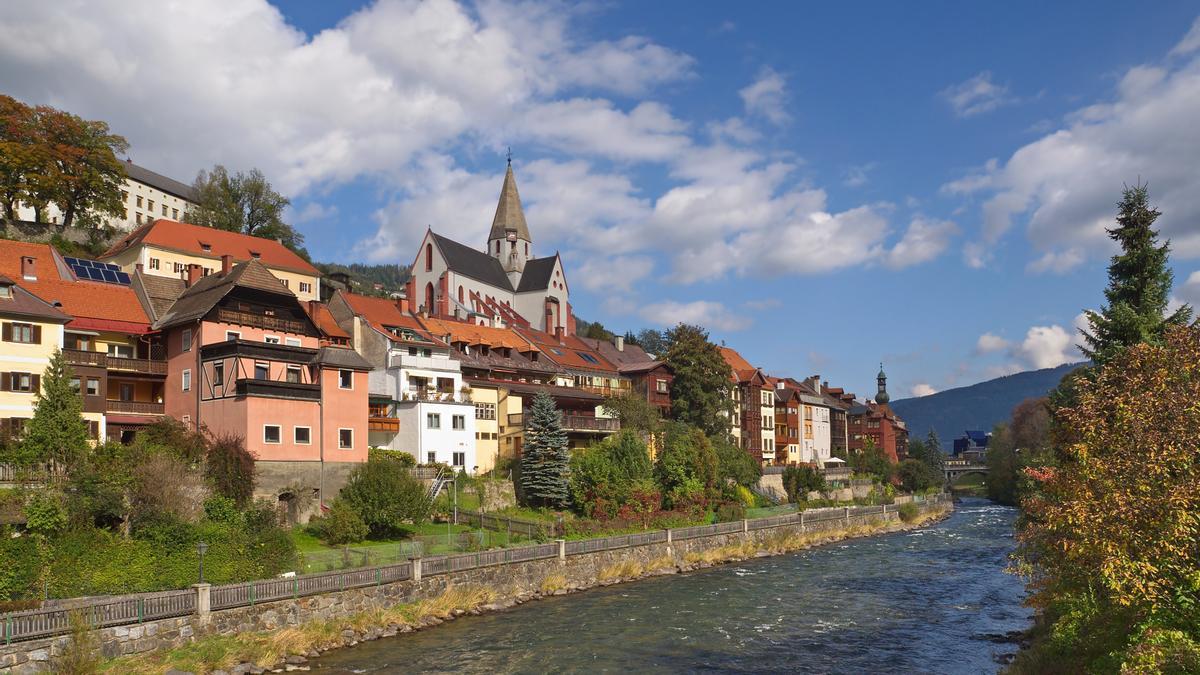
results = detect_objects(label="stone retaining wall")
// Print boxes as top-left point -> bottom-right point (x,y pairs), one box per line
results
0,500 -> 951,673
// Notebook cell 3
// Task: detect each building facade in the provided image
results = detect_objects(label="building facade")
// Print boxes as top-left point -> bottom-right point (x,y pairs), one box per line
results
16,160 -> 198,231
847,365 -> 909,463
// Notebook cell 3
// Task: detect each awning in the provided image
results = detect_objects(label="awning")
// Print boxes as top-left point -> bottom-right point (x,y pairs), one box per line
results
68,317 -> 154,335
823,457 -> 847,464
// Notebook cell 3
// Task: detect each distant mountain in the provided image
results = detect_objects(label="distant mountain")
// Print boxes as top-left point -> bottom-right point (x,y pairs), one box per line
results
314,262 -> 411,295
890,363 -> 1086,449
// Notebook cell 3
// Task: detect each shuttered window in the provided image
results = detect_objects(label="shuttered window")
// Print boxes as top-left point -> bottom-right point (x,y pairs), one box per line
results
0,372 -> 39,393
1,322 -> 41,344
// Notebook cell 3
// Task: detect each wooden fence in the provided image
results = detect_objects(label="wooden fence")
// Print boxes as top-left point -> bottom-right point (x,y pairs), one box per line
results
0,494 -> 949,645
455,509 -> 563,538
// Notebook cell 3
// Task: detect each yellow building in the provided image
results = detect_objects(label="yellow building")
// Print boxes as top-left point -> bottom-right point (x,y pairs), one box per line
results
0,274 -> 70,438
100,219 -> 321,302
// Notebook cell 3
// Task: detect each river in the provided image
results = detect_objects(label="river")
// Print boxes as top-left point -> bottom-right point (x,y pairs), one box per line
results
313,498 -> 1029,674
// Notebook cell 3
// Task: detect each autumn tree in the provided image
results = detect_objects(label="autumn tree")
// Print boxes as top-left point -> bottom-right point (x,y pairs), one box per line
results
1017,326 -> 1200,667
0,95 -> 46,222
1081,184 -> 1192,365
663,324 -> 735,438
186,165 -> 307,258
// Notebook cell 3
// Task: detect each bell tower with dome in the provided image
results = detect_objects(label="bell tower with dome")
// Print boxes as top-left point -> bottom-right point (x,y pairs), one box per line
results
875,363 -> 890,405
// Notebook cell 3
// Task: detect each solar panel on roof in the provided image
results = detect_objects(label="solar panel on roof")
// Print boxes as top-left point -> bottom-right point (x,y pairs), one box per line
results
102,263 -> 120,271
115,272 -> 131,284
64,257 -> 79,267
86,268 -> 105,281
70,264 -> 89,278
100,269 -> 119,283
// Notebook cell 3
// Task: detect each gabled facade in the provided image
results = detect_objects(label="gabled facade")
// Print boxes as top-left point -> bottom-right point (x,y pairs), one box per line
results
153,258 -> 369,517
578,335 -> 673,416
0,273 -> 71,440
328,291 -> 478,473
405,163 -> 572,333
16,159 -> 198,231
514,327 -> 623,447
847,366 -> 908,462
101,219 -> 321,302
772,376 -> 833,466
718,346 -> 775,464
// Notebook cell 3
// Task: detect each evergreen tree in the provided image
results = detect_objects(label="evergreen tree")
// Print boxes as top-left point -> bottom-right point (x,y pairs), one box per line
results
22,349 -> 88,466
622,330 -> 639,347
924,428 -> 945,473
520,391 -> 570,508
664,324 -> 735,438
1081,184 -> 1192,365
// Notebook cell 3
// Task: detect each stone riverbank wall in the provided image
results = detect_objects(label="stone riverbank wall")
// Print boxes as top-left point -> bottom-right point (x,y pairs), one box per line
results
0,496 -> 952,673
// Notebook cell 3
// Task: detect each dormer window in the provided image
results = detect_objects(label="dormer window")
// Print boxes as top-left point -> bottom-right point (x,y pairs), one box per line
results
0,283 -> 11,299
250,251 -> 261,259
200,242 -> 212,252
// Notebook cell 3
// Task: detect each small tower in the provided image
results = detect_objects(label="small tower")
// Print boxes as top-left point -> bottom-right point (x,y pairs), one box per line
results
487,154 -> 532,288
875,362 -> 890,405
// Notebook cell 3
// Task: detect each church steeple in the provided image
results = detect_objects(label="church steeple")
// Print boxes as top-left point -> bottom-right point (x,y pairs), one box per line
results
875,363 -> 890,405
488,156 -> 532,286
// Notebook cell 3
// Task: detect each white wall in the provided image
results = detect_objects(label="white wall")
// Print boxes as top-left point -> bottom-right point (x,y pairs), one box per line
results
393,401 -> 477,472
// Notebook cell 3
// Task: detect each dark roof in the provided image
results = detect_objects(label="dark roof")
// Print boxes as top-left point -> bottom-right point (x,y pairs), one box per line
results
312,346 -> 372,370
154,259 -> 295,329
431,233 -> 513,291
123,160 -> 198,202
132,272 -> 186,322
488,163 -> 531,242
964,430 -> 990,443
515,255 -> 558,292
578,336 -> 665,375
0,275 -> 72,323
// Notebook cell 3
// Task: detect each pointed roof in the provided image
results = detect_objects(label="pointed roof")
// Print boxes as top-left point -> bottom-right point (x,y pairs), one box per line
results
488,163 -> 531,243
153,258 -> 297,329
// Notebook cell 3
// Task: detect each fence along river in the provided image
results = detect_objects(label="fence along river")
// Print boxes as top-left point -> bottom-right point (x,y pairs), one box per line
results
315,498 -> 1030,674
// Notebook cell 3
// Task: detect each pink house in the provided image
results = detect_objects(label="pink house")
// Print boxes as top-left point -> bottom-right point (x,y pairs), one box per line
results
153,257 -> 370,518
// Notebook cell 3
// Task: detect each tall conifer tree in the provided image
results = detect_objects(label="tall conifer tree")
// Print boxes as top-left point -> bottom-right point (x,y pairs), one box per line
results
1082,184 -> 1192,365
22,349 -> 88,466
520,391 -> 570,508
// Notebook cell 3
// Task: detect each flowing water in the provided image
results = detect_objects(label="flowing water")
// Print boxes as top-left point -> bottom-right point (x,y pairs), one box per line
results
313,498 -> 1029,674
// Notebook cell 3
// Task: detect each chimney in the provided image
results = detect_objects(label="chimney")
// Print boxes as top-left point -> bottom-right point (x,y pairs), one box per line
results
135,262 -> 144,274
614,335 -> 624,352
186,263 -> 203,287
394,295 -> 408,314
20,256 -> 35,280
554,326 -> 564,344
221,254 -> 233,275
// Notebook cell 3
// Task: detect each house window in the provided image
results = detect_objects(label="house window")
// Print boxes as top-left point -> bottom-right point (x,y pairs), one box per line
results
108,343 -> 134,359
264,425 -> 281,444
656,379 -> 668,393
201,242 -> 212,252
8,372 -> 35,393
173,262 -> 184,273
0,285 -> 9,299
475,402 -> 496,420
427,413 -> 440,429
254,363 -> 269,380
281,279 -> 289,288
294,427 -> 311,445
427,451 -> 437,463
4,322 -> 37,344
264,335 -> 280,344
285,337 -> 302,347
86,378 -> 100,396
136,196 -> 143,207
213,362 -> 224,387
149,257 -> 160,270
425,243 -> 433,271
161,204 -> 167,216
182,329 -> 192,352
181,370 -> 191,391
70,376 -> 80,393
338,428 -> 353,449
286,365 -> 302,383
452,452 -> 465,467
121,190 -> 128,202
172,208 -> 178,219
226,331 -> 240,341
119,383 -> 134,401
452,415 -> 465,430
339,370 -> 353,389
299,282 -> 311,294
147,199 -> 154,211
249,251 -> 261,259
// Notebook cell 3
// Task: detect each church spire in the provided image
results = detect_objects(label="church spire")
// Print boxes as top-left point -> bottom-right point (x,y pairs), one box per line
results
488,160 -> 531,244
875,362 -> 890,405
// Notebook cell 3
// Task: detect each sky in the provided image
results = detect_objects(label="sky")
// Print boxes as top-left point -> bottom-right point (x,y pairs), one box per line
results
3,1 -> 1200,399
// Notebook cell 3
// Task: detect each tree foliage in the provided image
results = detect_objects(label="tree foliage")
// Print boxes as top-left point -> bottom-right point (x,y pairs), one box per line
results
519,391 -> 570,508
205,433 -> 257,506
185,165 -> 308,258
569,430 -> 653,518
311,499 -> 369,546
897,459 -> 940,493
664,324 -> 735,438
654,422 -> 718,509
634,329 -> 668,357
712,434 -> 761,488
782,465 -> 825,503
1081,184 -> 1192,365
601,392 -> 662,435
339,458 -> 432,536
1018,326 -> 1200,668
21,349 -> 89,467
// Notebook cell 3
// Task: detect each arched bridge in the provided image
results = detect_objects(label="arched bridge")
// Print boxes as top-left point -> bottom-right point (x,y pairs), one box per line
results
943,459 -> 988,482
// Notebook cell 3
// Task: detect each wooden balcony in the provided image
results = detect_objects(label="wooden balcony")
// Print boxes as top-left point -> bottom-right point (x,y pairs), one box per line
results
216,308 -> 307,335
506,413 -> 619,433
63,349 -> 166,376
369,417 -> 400,433
234,378 -> 320,401
105,400 -> 165,415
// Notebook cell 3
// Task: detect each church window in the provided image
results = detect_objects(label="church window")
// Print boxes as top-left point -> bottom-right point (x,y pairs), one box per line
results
525,243 -> 529,255
425,243 -> 433,271
495,241 -> 500,254
458,286 -> 464,303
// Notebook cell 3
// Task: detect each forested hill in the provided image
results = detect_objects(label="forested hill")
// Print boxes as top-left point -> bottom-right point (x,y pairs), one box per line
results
890,362 -> 1085,447
314,262 -> 411,295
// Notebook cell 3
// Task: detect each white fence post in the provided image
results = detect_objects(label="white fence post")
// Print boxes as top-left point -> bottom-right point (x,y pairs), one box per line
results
410,556 -> 423,582
844,506 -> 850,526
192,583 -> 211,626
556,539 -> 566,561
742,519 -> 749,535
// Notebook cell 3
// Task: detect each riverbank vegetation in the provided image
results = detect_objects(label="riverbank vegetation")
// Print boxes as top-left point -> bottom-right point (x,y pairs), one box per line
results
1005,186 -> 1200,672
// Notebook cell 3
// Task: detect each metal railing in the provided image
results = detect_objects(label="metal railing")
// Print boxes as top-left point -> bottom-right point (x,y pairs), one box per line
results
456,509 -> 562,538
0,494 -> 949,645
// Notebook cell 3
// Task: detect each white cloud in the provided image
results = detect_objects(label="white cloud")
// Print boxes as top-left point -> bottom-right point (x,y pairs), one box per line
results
1170,16 -> 1200,56
739,67 -> 790,125
843,162 -> 877,188
574,255 -> 653,293
975,333 -> 1010,355
884,216 -> 958,269
289,202 -> 338,224
910,383 -> 938,397
1015,325 -> 1075,369
945,27 -> 1200,270
639,300 -> 749,332
940,71 -> 1015,117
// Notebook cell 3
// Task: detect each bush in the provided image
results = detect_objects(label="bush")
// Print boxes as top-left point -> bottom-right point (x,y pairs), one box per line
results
339,458 -> 432,536
130,452 -> 207,527
898,502 -> 919,523
368,447 -> 416,466
202,495 -> 242,525
655,423 -> 718,508
713,435 -> 761,487
24,490 -> 68,537
782,465 -> 825,503
569,431 -> 653,518
0,528 -> 43,601
714,501 -> 745,523
312,500 -> 368,546
897,459 -> 941,494
136,417 -> 208,463
206,433 -> 256,505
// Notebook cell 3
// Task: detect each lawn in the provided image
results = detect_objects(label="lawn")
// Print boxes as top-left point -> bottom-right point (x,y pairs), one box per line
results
289,521 -> 536,573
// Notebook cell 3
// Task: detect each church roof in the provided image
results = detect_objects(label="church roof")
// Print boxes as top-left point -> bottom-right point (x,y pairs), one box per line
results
515,255 -> 559,292
431,232 -> 514,292
488,163 -> 531,243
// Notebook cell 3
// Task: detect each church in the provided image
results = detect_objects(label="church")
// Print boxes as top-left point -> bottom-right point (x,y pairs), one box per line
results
405,161 -> 574,334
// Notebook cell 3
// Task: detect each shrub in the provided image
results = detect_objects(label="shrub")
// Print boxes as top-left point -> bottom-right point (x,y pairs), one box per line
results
24,490 -> 68,537
713,435 -> 761,487
54,610 -> 100,675
136,417 -> 208,463
368,447 -> 416,466
782,465 -> 825,503
0,528 -> 43,601
897,459 -> 940,494
569,431 -> 654,517
654,423 -> 718,508
202,495 -> 242,525
339,458 -> 432,536
898,502 -> 919,523
130,452 -> 207,527
206,433 -> 256,505
714,501 -> 745,523
313,500 -> 368,546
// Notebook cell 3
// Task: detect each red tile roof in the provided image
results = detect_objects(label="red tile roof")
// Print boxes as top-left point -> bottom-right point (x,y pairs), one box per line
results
101,219 -> 319,275
303,301 -> 350,340
341,293 -> 444,346
0,241 -> 151,331
718,346 -> 759,382
420,316 -> 534,351
516,327 -> 617,373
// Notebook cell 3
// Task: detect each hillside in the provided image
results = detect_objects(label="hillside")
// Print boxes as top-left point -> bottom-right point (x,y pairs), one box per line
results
890,362 -> 1085,448
314,262 -> 411,295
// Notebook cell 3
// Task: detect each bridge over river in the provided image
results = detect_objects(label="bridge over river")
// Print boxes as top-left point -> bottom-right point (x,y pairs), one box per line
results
943,458 -> 988,483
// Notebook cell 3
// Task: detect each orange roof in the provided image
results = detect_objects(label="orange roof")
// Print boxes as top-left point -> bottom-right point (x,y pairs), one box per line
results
340,292 -> 441,344
101,219 -> 319,275
420,316 -> 536,351
302,301 -> 350,340
515,327 -> 617,372
0,241 -> 150,330
718,346 -> 759,382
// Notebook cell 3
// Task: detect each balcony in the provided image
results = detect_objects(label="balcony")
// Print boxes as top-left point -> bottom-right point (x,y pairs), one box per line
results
574,384 -> 632,398
388,352 -> 460,373
507,413 -> 619,433
63,350 -> 166,376
105,400 -> 165,415
216,308 -> 308,335
234,378 -> 320,401
368,405 -> 399,433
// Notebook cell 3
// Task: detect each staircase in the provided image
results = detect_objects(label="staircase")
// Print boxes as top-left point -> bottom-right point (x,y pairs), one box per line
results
426,468 -> 450,502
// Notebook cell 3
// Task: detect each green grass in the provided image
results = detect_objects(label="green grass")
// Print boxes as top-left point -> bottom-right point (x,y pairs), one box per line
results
288,522 -> 534,572
746,503 -> 800,519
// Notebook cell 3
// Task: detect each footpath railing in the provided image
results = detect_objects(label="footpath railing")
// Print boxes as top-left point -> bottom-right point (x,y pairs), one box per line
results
456,509 -> 563,538
0,494 -> 949,645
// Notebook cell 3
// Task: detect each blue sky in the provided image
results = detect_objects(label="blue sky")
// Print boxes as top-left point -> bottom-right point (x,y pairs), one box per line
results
3,1 -> 1200,399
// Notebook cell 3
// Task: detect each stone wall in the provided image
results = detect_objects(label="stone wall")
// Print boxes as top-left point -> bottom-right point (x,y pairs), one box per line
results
1,221 -> 123,251
0,499 -> 951,673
